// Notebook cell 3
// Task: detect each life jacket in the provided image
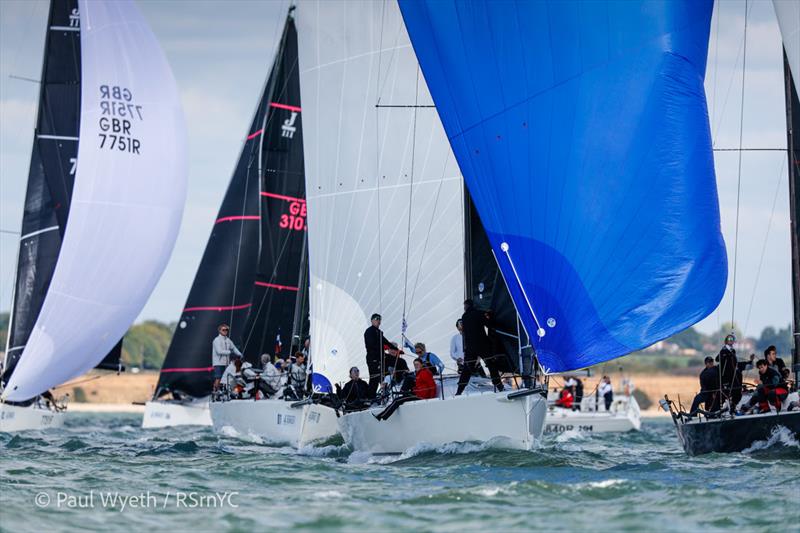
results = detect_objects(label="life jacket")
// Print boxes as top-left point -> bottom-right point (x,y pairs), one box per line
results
555,388 -> 574,408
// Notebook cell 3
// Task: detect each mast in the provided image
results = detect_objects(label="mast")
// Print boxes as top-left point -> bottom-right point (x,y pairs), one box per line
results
783,49 -> 800,386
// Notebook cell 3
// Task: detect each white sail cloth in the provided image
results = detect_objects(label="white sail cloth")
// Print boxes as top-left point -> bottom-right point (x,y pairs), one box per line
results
773,0 -> 799,87
296,0 -> 464,389
3,0 -> 187,401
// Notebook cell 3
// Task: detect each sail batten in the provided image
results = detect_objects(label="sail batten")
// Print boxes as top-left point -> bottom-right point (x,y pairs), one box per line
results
399,0 -> 727,373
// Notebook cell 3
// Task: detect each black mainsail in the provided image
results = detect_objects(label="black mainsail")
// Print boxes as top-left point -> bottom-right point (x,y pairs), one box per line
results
154,12 -> 307,399
241,14 -> 308,363
2,0 -> 121,386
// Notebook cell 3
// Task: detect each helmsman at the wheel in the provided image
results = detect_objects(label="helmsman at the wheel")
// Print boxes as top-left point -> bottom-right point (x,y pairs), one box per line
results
364,313 -> 391,398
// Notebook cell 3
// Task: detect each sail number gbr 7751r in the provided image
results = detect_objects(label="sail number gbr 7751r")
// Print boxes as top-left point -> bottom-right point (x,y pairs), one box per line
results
97,85 -> 143,154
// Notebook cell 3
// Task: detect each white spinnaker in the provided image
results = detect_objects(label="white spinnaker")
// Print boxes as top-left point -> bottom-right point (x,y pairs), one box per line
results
773,0 -> 799,87
296,0 -> 464,389
3,0 -> 187,401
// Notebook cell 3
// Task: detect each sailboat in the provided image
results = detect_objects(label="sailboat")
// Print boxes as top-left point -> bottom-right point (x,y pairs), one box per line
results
294,0 -> 543,454
300,0 -> 728,454
0,0 -> 187,432
207,9 -> 338,447
665,0 -> 800,455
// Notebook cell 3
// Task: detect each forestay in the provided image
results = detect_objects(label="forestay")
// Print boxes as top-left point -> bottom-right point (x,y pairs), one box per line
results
296,0 -> 464,392
4,0 -> 186,401
399,0 -> 726,373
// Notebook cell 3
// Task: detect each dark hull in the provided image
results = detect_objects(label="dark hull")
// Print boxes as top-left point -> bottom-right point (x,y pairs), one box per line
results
675,411 -> 800,456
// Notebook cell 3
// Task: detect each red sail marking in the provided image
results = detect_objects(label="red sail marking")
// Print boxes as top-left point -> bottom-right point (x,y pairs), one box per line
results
247,129 -> 264,140
270,102 -> 301,113
260,191 -> 305,203
183,303 -> 252,312
255,281 -> 299,291
215,215 -> 260,224
160,366 -> 213,373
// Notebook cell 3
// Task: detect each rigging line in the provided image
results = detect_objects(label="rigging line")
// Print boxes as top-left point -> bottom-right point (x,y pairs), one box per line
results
375,0 -> 387,315
711,0 -> 753,146
731,0 -> 748,330
0,229 -> 20,235
401,66 -> 421,325
407,151 -> 451,313
743,158 -> 786,335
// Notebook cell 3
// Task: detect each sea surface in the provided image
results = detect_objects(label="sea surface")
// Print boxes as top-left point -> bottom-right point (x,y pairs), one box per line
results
0,413 -> 797,532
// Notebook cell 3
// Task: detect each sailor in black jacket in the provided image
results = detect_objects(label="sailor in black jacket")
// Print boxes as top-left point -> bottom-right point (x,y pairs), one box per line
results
715,335 -> 754,412
688,357 -> 720,416
364,313 -> 390,398
456,299 -> 504,395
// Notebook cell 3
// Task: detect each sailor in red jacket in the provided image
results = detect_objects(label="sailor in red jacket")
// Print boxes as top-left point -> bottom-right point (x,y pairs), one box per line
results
413,358 -> 437,399
555,386 -> 574,409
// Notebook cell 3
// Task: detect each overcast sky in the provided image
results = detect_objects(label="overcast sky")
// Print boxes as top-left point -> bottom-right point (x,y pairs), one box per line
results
0,0 -> 794,341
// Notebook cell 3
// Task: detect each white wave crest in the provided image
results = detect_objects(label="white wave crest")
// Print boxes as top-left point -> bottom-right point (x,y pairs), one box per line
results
742,425 -> 800,453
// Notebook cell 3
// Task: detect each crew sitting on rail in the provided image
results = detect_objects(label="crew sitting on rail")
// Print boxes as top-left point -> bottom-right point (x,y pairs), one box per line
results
284,352 -> 308,400
554,386 -> 574,409
337,367 -> 371,410
687,356 -> 720,418
740,359 -> 788,414
261,355 -> 285,399
412,358 -> 437,399
221,354 -> 251,398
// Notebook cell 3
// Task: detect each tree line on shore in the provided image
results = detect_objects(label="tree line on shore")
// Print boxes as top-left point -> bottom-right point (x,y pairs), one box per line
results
0,312 -> 793,372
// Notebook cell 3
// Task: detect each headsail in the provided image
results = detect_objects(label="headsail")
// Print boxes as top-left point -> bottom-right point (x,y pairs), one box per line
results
4,0 -> 187,401
399,0 -> 726,373
296,0 -> 464,392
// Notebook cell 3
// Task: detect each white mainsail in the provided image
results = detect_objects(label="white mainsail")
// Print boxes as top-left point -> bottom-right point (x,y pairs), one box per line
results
3,0 -> 187,401
773,0 -> 799,86
296,0 -> 464,390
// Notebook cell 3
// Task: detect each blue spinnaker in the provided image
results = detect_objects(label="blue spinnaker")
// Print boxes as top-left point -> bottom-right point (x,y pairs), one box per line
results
399,0 -> 726,372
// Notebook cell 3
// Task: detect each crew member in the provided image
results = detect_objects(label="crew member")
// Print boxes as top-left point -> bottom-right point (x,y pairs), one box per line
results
286,352 -> 308,399
450,319 -> 464,372
688,357 -> 720,416
338,367 -> 371,409
765,345 -> 787,374
716,334 -> 754,412
212,323 -> 242,393
554,386 -> 573,409
414,342 -> 444,375
412,358 -> 437,399
598,376 -> 614,411
456,300 -> 504,395
743,359 -> 787,413
364,313 -> 391,398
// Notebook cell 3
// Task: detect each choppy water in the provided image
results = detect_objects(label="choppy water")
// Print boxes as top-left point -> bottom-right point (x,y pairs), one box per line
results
1,414 -> 797,532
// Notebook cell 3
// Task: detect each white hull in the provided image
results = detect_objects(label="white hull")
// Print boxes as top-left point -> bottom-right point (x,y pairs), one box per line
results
544,395 -> 642,434
142,397 -> 212,429
210,399 -> 339,448
0,402 -> 65,432
339,390 -> 548,454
